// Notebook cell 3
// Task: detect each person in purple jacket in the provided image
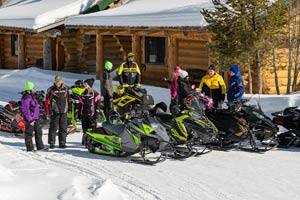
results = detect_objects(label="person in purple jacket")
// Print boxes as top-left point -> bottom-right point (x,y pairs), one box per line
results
21,81 -> 45,152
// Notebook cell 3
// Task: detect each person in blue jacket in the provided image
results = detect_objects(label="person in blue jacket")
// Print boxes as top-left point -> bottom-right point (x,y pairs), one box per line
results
227,65 -> 245,102
21,81 -> 45,152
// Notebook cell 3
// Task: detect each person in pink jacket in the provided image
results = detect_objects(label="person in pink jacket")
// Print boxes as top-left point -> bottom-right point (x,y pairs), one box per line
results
164,66 -> 181,113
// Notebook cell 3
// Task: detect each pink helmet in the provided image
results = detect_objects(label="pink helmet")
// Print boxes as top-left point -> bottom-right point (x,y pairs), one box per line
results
199,95 -> 214,109
173,66 -> 181,73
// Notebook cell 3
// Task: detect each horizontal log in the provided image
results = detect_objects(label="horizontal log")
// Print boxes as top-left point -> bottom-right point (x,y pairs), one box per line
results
178,40 -> 208,49
178,56 -> 209,65
178,50 -> 209,58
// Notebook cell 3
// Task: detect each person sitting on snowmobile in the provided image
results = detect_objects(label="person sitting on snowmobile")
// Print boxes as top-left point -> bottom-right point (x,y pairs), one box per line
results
80,78 -> 101,147
21,81 -> 46,152
100,61 -> 114,118
117,52 -> 141,90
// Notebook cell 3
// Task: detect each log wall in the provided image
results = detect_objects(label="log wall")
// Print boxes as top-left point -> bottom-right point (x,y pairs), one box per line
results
0,34 -> 4,68
60,30 -> 84,72
3,34 -> 17,69
177,39 -> 209,70
25,34 -> 43,67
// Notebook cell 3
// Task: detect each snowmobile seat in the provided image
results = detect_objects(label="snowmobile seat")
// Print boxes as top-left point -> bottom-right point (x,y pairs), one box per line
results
102,123 -> 127,136
138,94 -> 155,111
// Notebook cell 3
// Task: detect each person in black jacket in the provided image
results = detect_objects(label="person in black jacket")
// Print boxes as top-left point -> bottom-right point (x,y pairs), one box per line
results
100,61 -> 114,118
117,52 -> 141,88
45,75 -> 69,149
177,70 -> 195,111
80,78 -> 101,146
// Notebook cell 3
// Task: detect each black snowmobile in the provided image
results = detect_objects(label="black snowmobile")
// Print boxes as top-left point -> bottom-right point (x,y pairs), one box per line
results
235,99 -> 279,150
85,110 -> 170,165
272,107 -> 300,147
205,98 -> 278,152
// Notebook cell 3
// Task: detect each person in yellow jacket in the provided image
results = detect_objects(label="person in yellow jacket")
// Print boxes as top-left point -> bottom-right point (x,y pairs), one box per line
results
198,64 -> 227,108
117,52 -> 141,88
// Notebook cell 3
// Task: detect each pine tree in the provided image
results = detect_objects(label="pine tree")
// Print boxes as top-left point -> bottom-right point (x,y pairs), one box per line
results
201,0 -> 287,94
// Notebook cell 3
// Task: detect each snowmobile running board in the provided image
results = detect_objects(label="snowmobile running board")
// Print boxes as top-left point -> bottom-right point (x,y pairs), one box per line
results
129,152 -> 167,165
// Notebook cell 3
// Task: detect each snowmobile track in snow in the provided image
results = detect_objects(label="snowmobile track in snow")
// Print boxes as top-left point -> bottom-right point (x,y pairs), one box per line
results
6,144 -> 163,200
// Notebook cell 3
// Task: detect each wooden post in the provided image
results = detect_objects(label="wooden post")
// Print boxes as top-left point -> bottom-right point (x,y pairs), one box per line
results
132,34 -> 141,67
18,34 -> 25,69
96,31 -> 103,80
43,37 -> 52,70
167,35 -> 177,78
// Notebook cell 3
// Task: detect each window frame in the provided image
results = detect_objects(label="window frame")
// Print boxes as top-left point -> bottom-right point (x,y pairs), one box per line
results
144,36 -> 166,65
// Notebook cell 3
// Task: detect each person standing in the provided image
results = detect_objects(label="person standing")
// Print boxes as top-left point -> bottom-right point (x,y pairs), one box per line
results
164,66 -> 181,113
198,64 -> 227,108
21,81 -> 45,152
177,70 -> 195,107
227,65 -> 245,102
117,52 -> 141,88
100,61 -> 114,118
80,78 -> 101,146
45,75 -> 69,149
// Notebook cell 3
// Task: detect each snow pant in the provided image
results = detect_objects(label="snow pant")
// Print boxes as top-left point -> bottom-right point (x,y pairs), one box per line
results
48,113 -> 67,146
25,119 -> 44,151
81,115 -> 96,146
169,98 -> 178,114
103,97 -> 113,118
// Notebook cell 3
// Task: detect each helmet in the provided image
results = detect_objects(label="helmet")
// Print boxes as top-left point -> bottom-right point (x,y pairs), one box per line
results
25,81 -> 34,91
104,61 -> 113,70
127,52 -> 135,57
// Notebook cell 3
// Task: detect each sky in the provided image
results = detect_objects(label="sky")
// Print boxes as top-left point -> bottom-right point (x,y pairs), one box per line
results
0,67 -> 300,200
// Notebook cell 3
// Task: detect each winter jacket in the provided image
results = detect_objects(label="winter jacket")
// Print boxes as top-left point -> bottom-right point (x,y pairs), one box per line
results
45,83 -> 69,114
21,92 -> 40,123
177,77 -> 192,105
100,70 -> 113,99
80,90 -> 100,118
117,60 -> 141,86
227,72 -> 245,102
199,73 -> 227,105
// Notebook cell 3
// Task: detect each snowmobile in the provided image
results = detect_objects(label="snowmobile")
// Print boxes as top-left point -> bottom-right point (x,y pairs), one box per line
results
85,111 -> 170,165
272,107 -> 300,147
0,101 -> 25,135
205,98 -> 278,152
112,84 -> 147,117
234,99 -> 279,150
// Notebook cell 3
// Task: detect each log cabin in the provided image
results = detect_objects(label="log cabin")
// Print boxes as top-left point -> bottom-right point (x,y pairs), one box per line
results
0,0 -> 120,71
65,0 -> 213,86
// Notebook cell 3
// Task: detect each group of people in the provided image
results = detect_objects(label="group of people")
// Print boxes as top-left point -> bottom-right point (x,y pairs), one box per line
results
21,50 -> 243,152
21,52 -> 141,152
165,64 -> 245,114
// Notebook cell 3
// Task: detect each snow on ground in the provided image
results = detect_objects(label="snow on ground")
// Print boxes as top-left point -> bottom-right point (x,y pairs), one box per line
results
1,67 -> 300,200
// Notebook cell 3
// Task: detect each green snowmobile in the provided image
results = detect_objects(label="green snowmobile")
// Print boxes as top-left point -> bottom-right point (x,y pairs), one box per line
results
85,114 -> 170,165
154,109 -> 218,157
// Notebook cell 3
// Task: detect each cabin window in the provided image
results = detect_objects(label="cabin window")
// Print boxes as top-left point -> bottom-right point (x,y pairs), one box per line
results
11,35 -> 18,56
145,37 -> 165,64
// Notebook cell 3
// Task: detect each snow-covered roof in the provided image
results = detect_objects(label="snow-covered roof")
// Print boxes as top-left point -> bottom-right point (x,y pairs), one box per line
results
66,0 -> 213,29
0,0 -> 98,32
